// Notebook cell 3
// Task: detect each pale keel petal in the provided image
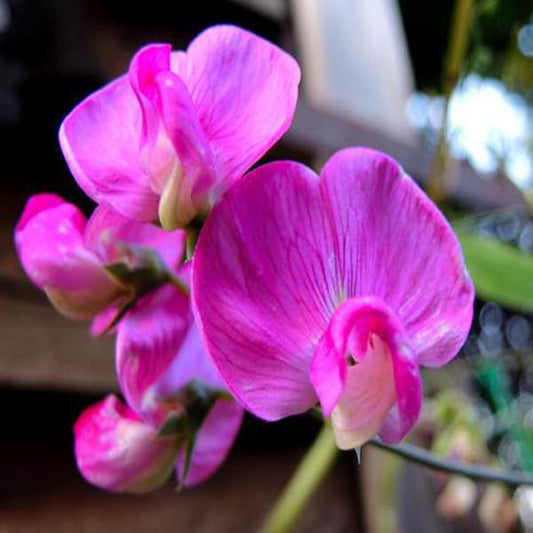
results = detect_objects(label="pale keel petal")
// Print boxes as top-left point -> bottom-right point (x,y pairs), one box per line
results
331,336 -> 396,450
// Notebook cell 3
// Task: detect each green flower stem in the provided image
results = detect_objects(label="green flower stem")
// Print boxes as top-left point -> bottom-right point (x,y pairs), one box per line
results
260,424 -> 339,533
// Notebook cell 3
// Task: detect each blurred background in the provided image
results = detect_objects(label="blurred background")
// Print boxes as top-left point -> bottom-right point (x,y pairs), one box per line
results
0,0 -> 531,531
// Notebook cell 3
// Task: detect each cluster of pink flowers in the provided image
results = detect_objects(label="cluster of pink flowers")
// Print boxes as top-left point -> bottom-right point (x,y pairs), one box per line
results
15,25 -> 474,493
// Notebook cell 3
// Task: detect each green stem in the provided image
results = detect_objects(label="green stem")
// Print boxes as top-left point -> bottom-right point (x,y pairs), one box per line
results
428,0 -> 474,203
443,0 -> 474,97
369,438 -> 533,487
261,424 -> 339,533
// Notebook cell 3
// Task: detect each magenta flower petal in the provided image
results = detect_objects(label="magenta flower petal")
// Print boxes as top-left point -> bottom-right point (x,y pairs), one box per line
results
309,329 -> 346,417
115,280 -> 243,486
59,77 -> 159,222
193,162 -> 333,421
16,194 -> 94,290
84,205 -> 185,270
184,25 -> 301,192
128,44 -> 216,229
90,304 -> 123,336
16,193 -> 65,230
15,194 -> 119,318
194,148 -> 474,442
151,303 -> 246,485
74,395 -> 178,493
155,69 -> 216,228
153,318 -> 224,397
116,284 -> 190,422
320,149 -> 475,367
128,43 -> 171,146
176,399 -> 244,487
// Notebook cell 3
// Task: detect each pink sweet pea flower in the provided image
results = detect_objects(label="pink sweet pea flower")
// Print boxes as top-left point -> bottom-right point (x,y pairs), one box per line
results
193,148 -> 475,450
75,281 -> 243,493
15,193 -> 184,329
74,395 -> 179,493
59,25 -> 300,230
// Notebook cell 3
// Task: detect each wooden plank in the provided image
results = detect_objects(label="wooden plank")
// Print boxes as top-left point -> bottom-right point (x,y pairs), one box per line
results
0,444 -> 361,532
0,193 -> 115,392
0,288 -> 116,392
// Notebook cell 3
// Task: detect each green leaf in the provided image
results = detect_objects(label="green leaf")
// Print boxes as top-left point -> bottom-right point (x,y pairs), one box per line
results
455,228 -> 533,312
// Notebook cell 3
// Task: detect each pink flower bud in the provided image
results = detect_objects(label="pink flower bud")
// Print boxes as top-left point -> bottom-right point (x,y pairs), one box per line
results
15,194 -> 122,319
74,395 -> 179,493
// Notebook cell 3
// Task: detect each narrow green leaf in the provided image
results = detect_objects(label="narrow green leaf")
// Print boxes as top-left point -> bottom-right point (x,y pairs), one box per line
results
455,228 -> 533,312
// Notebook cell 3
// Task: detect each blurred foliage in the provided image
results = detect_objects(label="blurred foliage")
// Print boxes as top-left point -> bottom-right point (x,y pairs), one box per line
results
501,33 -> 533,98
400,0 -> 532,96
455,227 -> 533,313
469,0 -> 531,81
432,390 -> 484,463
475,358 -> 533,471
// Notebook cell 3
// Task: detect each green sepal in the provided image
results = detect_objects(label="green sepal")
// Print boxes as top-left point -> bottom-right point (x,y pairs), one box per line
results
100,299 -> 135,335
178,381 -> 232,489
99,246 -> 176,334
153,380 -> 232,490
158,415 -> 188,439
105,245 -> 171,298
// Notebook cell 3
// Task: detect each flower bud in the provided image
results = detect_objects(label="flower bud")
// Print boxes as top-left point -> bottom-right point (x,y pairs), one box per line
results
74,395 -> 179,493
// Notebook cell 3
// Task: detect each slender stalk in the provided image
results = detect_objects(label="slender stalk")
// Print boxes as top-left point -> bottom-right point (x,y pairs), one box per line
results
261,424 -> 339,533
428,0 -> 474,202
369,438 -> 533,487
443,0 -> 474,95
